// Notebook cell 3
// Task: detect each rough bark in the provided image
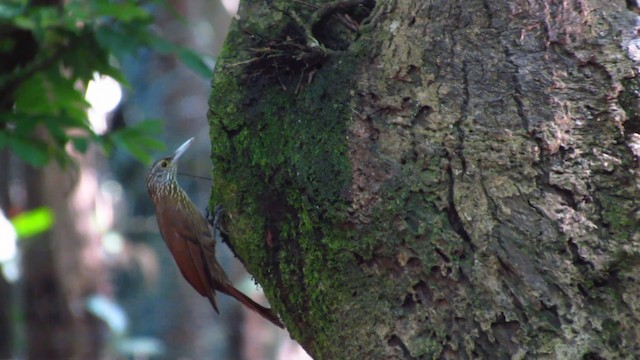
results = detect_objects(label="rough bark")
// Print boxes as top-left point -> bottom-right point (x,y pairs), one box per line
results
209,0 -> 640,358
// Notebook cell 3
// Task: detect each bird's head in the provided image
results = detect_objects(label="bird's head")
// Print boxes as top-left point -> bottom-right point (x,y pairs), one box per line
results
147,137 -> 194,194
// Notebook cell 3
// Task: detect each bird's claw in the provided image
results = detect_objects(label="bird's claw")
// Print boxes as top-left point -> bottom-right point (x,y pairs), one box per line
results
209,204 -> 229,245
204,206 -> 213,225
213,204 -> 225,228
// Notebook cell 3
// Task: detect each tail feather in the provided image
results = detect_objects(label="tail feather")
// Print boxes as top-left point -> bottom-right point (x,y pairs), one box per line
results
222,285 -> 284,328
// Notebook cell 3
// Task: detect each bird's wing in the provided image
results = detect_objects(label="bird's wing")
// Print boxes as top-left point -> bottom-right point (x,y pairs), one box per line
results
158,201 -> 283,327
169,201 -> 232,289
186,206 -> 232,287
156,204 -> 220,312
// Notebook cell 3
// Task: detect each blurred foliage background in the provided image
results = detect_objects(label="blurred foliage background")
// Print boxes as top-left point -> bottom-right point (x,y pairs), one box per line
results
0,0 -> 307,358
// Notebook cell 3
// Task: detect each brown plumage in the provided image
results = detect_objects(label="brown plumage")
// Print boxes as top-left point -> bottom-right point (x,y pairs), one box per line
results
146,138 -> 283,328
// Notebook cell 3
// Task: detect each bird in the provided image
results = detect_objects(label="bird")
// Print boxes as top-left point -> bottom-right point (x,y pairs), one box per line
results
146,137 -> 284,328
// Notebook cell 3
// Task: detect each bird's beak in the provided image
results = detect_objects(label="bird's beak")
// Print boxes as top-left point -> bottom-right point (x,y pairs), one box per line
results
171,137 -> 194,163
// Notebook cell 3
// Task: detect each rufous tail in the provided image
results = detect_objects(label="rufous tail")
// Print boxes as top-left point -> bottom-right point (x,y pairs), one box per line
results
222,285 -> 284,328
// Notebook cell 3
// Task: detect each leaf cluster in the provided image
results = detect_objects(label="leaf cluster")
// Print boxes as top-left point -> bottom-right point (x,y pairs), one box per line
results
0,0 -> 212,166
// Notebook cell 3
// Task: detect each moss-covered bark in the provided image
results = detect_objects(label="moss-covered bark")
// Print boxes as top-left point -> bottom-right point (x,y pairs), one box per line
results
208,1 -> 365,352
209,0 -> 640,358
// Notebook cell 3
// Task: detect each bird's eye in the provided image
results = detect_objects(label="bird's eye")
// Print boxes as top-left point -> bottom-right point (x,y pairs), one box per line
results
160,160 -> 168,168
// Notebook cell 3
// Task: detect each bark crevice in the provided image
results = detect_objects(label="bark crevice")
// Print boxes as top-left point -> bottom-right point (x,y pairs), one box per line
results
209,0 -> 640,357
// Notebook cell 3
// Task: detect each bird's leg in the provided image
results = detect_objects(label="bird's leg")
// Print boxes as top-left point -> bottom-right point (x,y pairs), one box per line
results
210,204 -> 230,245
204,206 -> 213,226
205,204 -> 224,229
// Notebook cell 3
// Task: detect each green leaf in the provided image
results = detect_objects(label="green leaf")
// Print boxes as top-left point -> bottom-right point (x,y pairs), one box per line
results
176,47 -> 213,78
91,1 -> 151,22
51,142 -> 76,167
145,33 -> 175,54
96,22 -> 212,79
44,120 -> 70,145
11,15 -> 35,30
108,119 -> 166,164
0,2 -> 25,20
63,1 -> 91,23
112,132 -> 154,164
0,0 -> 205,169
3,113 -> 38,136
11,207 -> 54,239
9,136 -> 50,167
95,25 -> 150,59
137,137 -> 165,151
128,119 -> 165,134
96,134 -> 114,154
17,6 -> 63,39
14,70 -> 91,123
62,29 -> 112,83
71,136 -> 89,153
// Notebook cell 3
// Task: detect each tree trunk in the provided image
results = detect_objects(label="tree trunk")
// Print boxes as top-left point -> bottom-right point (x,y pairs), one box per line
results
23,148 -> 108,359
208,0 -> 640,358
0,95 -> 15,360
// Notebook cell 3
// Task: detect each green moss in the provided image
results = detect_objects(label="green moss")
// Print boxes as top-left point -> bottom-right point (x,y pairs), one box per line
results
598,192 -> 635,238
618,77 -> 640,133
209,2 -> 640,358
208,2 -> 454,357
208,10 -> 368,351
